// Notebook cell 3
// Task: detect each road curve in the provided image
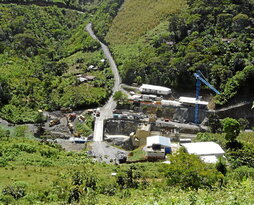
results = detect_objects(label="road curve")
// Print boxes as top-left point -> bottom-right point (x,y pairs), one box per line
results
86,23 -> 121,141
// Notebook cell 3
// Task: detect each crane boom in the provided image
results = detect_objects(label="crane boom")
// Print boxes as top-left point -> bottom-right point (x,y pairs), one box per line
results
194,72 -> 220,95
194,71 -> 220,124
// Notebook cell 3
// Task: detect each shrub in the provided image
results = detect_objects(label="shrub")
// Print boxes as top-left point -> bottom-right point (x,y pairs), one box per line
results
99,184 -> 117,196
230,166 -> 254,181
116,165 -> 141,189
238,118 -> 249,131
0,194 -> 15,205
2,147 -> 20,161
39,148 -> 57,158
222,118 -> 240,142
13,126 -> 28,138
2,182 -> 27,199
12,143 -> 36,153
40,160 -> 53,167
226,144 -> 254,168
0,158 -> 8,167
165,151 -> 223,189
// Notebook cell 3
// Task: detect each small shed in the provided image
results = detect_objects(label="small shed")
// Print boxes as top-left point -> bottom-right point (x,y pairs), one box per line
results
181,142 -> 225,163
146,136 -> 171,159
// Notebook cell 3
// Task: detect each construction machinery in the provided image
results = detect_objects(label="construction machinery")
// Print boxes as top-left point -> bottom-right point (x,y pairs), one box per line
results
194,70 -> 220,124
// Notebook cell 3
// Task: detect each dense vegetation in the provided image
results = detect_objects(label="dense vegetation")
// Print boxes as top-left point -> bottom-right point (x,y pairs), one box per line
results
0,124 -> 254,204
0,4 -> 114,123
107,0 -> 254,106
198,116 -> 254,169
0,0 -> 104,12
91,0 -> 124,40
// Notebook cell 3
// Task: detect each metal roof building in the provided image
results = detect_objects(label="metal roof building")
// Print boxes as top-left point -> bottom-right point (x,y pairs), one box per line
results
147,136 -> 171,147
182,142 -> 225,163
139,84 -> 171,95
179,97 -> 208,106
146,136 -> 171,159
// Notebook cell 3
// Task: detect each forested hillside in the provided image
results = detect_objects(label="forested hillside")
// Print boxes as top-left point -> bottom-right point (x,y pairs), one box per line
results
106,0 -> 254,106
0,4 -> 115,123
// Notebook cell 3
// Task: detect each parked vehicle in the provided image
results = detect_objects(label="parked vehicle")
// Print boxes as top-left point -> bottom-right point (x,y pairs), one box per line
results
49,119 -> 60,127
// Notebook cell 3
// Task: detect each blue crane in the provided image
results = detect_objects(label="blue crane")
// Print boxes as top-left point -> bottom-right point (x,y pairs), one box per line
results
194,70 -> 220,124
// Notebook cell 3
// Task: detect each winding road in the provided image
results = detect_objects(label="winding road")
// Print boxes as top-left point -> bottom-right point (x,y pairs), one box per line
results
86,23 -> 121,141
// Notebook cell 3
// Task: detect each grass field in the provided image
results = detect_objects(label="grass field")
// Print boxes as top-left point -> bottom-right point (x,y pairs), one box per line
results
105,0 -> 186,44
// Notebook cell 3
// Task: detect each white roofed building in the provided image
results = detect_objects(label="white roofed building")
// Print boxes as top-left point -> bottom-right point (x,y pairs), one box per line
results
145,136 -> 171,159
181,142 -> 225,163
179,97 -> 208,106
139,84 -> 171,95
161,100 -> 182,107
147,136 -> 171,147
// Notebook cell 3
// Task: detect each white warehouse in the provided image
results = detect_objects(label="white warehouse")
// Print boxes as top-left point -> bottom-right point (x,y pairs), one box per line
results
181,142 -> 225,164
139,84 -> 171,95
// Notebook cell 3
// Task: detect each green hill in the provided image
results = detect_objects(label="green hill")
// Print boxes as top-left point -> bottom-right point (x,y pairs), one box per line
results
0,4 -> 115,123
105,0 -> 186,44
105,0 -> 254,106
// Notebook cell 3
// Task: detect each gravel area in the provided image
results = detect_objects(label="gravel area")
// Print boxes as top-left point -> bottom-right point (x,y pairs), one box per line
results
90,141 -> 128,164
56,138 -> 86,151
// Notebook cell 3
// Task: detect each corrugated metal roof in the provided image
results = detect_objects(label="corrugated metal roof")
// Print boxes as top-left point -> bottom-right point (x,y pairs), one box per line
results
179,97 -> 208,105
140,84 -> 171,92
161,100 -> 182,107
182,142 -> 225,156
147,136 -> 171,147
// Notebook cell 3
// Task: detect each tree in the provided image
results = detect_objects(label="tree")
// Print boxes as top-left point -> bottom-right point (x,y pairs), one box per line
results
116,165 -> 141,189
113,91 -> 127,102
216,157 -> 227,176
222,118 -> 241,149
208,113 -> 222,133
232,13 -> 250,31
222,118 -> 240,142
238,118 -> 249,131
165,150 -> 223,189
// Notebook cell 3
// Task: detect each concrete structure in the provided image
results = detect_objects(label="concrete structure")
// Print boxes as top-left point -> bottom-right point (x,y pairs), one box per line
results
161,100 -> 182,107
131,123 -> 151,147
181,142 -> 225,163
179,97 -> 208,106
146,136 -> 171,159
139,84 -> 171,95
